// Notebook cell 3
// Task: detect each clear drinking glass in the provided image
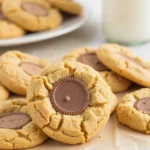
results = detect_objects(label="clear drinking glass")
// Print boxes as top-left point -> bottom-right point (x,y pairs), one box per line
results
103,0 -> 150,45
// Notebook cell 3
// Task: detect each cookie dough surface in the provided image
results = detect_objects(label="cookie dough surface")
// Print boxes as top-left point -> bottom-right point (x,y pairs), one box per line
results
0,2 -> 25,39
63,47 -> 131,93
97,44 -> 150,87
2,0 -> 62,31
0,83 -> 9,102
0,20 -> 25,39
48,0 -> 83,15
0,50 -> 49,95
117,88 -> 150,134
27,61 -> 114,144
0,98 -> 48,149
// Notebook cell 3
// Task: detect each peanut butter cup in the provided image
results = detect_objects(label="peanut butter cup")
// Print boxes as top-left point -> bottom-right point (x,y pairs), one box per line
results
78,52 -> 109,71
50,77 -> 90,115
134,97 -> 150,115
21,2 -> 48,16
0,112 -> 32,129
0,8 -> 6,20
19,62 -> 44,76
118,53 -> 146,69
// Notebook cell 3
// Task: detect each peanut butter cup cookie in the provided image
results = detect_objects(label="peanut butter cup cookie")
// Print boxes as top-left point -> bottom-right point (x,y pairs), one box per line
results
2,0 -> 62,31
0,83 -> 9,102
27,61 -> 115,144
63,47 -> 131,93
48,0 -> 83,15
97,44 -> 150,87
0,2 -> 25,39
0,98 -> 48,149
117,88 -> 150,134
0,51 -> 49,95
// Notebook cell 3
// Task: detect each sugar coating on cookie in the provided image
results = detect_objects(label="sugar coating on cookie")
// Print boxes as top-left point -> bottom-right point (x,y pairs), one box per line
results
2,0 -> 62,31
97,44 -> 150,87
117,88 -> 150,134
63,47 -> 131,94
27,61 -> 115,144
0,98 -> 48,149
0,51 -> 49,95
48,0 -> 83,15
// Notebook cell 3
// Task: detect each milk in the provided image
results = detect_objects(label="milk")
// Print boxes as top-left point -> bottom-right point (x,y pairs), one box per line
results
103,0 -> 150,45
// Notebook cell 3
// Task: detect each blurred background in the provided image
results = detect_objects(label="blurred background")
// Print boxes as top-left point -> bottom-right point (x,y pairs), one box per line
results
0,0 -> 150,61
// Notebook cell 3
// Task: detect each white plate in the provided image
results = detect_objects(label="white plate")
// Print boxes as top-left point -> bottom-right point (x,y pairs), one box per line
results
0,2 -> 90,47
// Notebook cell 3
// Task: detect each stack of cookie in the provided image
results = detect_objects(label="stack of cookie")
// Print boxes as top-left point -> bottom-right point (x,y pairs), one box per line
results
64,43 -> 150,135
0,0 -> 83,39
0,43 -> 150,149
0,49 -> 117,148
96,44 -> 150,135
0,50 -> 50,149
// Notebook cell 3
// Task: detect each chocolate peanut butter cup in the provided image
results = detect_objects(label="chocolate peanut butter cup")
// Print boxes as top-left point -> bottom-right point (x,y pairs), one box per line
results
118,53 -> 146,70
19,62 -> 44,76
0,8 -> 6,20
50,77 -> 90,115
0,112 -> 32,129
21,2 -> 48,16
78,52 -> 109,71
134,97 -> 150,115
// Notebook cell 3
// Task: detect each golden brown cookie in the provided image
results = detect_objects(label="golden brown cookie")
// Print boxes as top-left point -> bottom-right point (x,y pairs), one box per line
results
0,2 -> 25,39
117,88 -> 150,134
63,47 -> 131,93
27,61 -> 115,144
97,44 -> 150,87
48,0 -> 83,15
0,98 -> 48,149
0,51 -> 49,95
0,83 -> 9,102
0,20 -> 25,39
2,0 -> 62,31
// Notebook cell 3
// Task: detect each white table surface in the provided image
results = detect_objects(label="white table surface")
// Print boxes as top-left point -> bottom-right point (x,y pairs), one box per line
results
0,0 -> 150,150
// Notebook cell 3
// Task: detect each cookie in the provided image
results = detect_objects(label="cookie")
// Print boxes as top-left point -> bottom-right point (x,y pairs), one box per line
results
0,83 -> 9,102
109,90 -> 118,115
0,19 -> 25,39
2,0 -> 62,31
63,47 -> 131,93
0,98 -> 48,149
0,2 -> 25,39
97,44 -> 150,87
27,61 -> 115,144
117,88 -> 150,134
0,51 -> 49,95
48,0 -> 83,15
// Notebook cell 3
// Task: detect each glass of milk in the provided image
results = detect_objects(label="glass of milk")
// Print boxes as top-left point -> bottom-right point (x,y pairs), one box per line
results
103,0 -> 150,45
